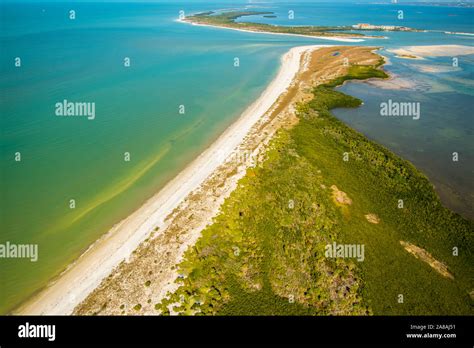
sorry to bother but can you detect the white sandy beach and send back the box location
[178,18,367,43]
[16,44,327,315]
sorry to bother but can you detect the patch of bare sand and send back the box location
[365,214,380,224]
[400,241,454,279]
[388,45,474,59]
[331,185,352,206]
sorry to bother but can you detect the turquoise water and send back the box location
[1,1,473,313]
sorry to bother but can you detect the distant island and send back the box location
[182,11,372,40]
[182,11,425,41]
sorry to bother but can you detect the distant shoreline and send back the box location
[178,18,371,43]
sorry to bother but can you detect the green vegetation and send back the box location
[322,59,388,88]
[133,304,142,311]
[156,61,474,316]
[186,11,365,38]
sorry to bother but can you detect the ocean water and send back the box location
[1,1,473,313]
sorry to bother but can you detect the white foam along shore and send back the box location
[177,18,367,43]
[15,44,328,315]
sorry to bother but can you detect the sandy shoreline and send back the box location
[178,18,368,43]
[15,44,327,315]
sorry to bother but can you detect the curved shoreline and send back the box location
[15,44,327,315]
